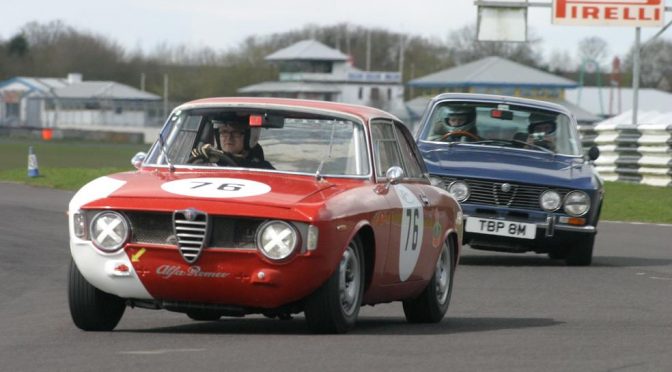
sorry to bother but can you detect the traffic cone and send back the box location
[27,146,39,177]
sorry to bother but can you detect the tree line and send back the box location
[0,20,666,103]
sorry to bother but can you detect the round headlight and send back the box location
[89,211,129,252]
[256,220,298,261]
[448,180,470,202]
[564,191,590,216]
[540,190,562,211]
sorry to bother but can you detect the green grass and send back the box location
[602,181,672,224]
[0,138,671,224]
[0,138,149,171]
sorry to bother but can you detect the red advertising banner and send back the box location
[553,0,665,27]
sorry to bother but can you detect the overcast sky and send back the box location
[2,0,672,67]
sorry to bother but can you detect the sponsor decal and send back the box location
[395,185,424,282]
[432,209,442,248]
[156,265,230,279]
[161,177,271,198]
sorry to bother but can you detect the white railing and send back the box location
[579,123,672,187]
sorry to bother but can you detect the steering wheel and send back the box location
[438,130,481,142]
[187,150,240,167]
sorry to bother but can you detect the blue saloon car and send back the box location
[416,93,603,266]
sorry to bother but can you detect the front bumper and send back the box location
[461,208,596,253]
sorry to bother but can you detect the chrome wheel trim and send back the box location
[435,244,451,305]
[339,244,361,316]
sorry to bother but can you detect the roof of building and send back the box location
[238,81,342,94]
[565,86,672,117]
[408,56,578,89]
[0,76,160,100]
[55,81,160,100]
[265,39,349,61]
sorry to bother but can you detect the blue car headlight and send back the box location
[564,191,590,216]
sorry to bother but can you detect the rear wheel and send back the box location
[304,237,365,334]
[403,240,454,323]
[565,235,595,266]
[68,259,125,331]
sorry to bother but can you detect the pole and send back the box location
[366,30,371,71]
[632,27,641,126]
[163,73,169,119]
[140,73,146,92]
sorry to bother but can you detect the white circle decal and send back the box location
[161,178,271,198]
[396,185,424,282]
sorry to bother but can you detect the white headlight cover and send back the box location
[89,211,129,252]
[257,220,298,260]
[448,181,470,202]
[540,190,562,211]
[564,191,590,216]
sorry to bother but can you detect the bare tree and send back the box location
[623,39,672,89]
[578,36,609,65]
[447,24,544,67]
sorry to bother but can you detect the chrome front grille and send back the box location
[173,209,210,264]
[439,177,571,212]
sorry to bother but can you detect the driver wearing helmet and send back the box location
[190,119,273,169]
[429,106,478,141]
[526,120,557,151]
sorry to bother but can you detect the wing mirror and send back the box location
[131,152,147,169]
[587,146,600,161]
[386,166,404,185]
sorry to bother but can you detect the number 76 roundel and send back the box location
[395,185,424,282]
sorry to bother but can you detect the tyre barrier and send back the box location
[579,123,672,187]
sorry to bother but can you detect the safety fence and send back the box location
[579,123,672,187]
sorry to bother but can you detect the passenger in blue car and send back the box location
[429,107,480,142]
[526,120,557,151]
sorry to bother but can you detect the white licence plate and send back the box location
[465,217,537,239]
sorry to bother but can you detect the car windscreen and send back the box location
[419,101,582,156]
[144,109,370,176]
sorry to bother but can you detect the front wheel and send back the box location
[565,235,595,266]
[403,240,454,323]
[68,259,126,331]
[304,237,365,334]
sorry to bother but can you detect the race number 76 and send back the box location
[402,207,421,251]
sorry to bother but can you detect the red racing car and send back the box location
[67,97,463,333]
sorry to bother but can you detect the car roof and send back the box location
[176,97,401,123]
[429,93,573,116]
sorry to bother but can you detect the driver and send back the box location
[429,107,478,141]
[191,119,273,169]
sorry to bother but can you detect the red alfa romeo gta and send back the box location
[67,97,463,333]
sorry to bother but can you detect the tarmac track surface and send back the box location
[1,182,671,372]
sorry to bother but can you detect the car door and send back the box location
[370,119,433,285]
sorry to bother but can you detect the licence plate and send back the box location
[465,217,536,239]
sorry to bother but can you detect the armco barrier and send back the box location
[580,123,672,187]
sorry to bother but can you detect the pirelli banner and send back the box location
[553,0,665,27]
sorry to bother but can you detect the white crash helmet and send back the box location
[443,107,476,132]
[213,120,261,150]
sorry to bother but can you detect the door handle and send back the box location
[419,194,430,206]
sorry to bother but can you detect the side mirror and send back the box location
[131,152,147,169]
[587,146,600,161]
[385,166,404,185]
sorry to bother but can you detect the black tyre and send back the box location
[565,234,595,266]
[68,259,126,331]
[304,237,365,334]
[403,240,454,323]
[548,247,568,260]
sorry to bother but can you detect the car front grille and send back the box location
[173,209,210,264]
[438,177,571,212]
[115,211,263,249]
